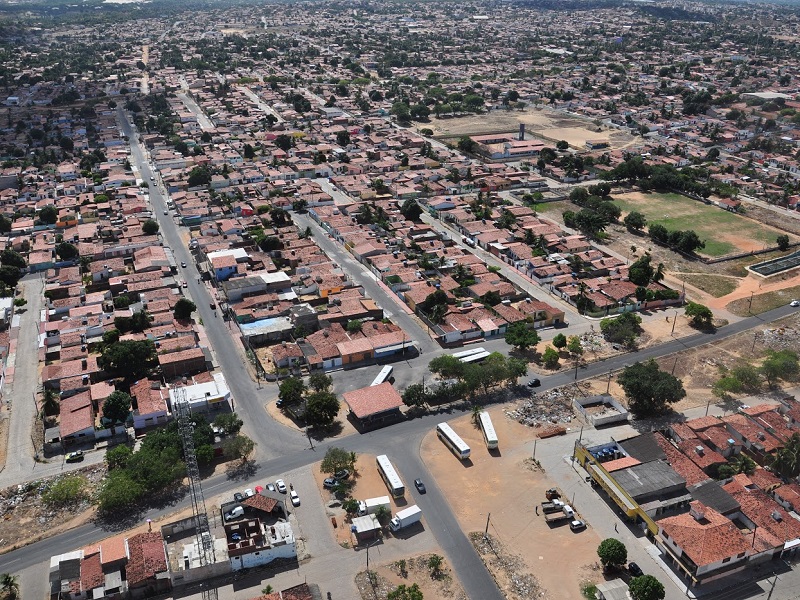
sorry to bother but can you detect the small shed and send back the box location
[350,514,381,544]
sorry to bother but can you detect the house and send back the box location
[125,532,171,595]
[658,501,751,586]
[59,391,95,447]
[130,379,170,431]
[342,382,404,428]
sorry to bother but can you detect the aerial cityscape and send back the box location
[0,0,799,599]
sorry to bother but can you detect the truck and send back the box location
[390,505,422,532]
[544,505,575,524]
[541,499,564,513]
[358,495,391,516]
[545,488,561,500]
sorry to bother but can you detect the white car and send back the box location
[275,479,287,493]
[790,300,800,307]
[244,488,254,498]
[290,490,300,506]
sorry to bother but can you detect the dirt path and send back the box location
[711,271,800,310]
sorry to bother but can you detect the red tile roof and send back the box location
[80,550,104,591]
[126,532,167,588]
[343,382,403,419]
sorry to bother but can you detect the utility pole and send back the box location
[533,439,537,459]
[671,309,677,335]
[748,291,755,315]
[766,574,778,600]
[672,355,679,376]
[705,399,711,417]
[484,512,491,540]
[606,371,612,394]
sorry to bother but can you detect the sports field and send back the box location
[613,191,792,257]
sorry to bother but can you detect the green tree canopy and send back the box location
[103,391,132,426]
[222,434,256,462]
[504,322,540,351]
[623,211,647,231]
[213,412,243,435]
[400,198,423,221]
[306,390,340,428]
[320,447,356,475]
[685,302,713,328]
[0,249,25,269]
[99,340,156,377]
[309,372,333,393]
[542,346,560,369]
[618,359,686,417]
[388,583,424,600]
[552,333,567,350]
[628,575,665,600]
[597,538,627,568]
[39,205,58,224]
[279,377,306,404]
[600,312,643,348]
[142,219,159,235]
[174,297,196,321]
[55,242,79,261]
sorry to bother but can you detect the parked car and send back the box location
[266,483,276,493]
[244,488,254,498]
[569,519,586,531]
[290,490,300,506]
[182,281,187,288]
[414,478,426,494]
[181,261,187,268]
[334,469,350,480]
[527,378,541,388]
[254,485,263,494]
[323,477,337,489]
[275,479,287,493]
[65,450,84,463]
[224,506,244,522]
[628,562,643,578]
[233,492,244,503]
[791,300,800,307]
[163,209,168,215]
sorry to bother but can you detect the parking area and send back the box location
[421,406,604,600]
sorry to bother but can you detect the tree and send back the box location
[222,434,256,462]
[428,355,465,380]
[0,216,11,234]
[142,219,159,235]
[556,140,569,151]
[542,346,560,369]
[427,554,444,578]
[618,359,686,417]
[628,575,665,600]
[98,470,145,512]
[306,391,340,428]
[55,242,79,261]
[504,322,540,351]
[552,333,567,350]
[685,302,713,329]
[597,538,627,569]
[320,447,355,475]
[103,391,131,432]
[712,375,743,399]
[106,444,133,470]
[567,335,584,356]
[772,433,800,478]
[279,377,306,404]
[623,211,647,231]
[213,412,243,435]
[0,266,21,287]
[400,199,423,221]
[777,234,790,251]
[388,584,424,600]
[648,223,669,244]
[761,350,799,388]
[628,254,655,286]
[98,339,156,377]
[309,372,333,393]
[346,319,363,333]
[0,573,20,600]
[0,249,25,269]
[457,136,478,154]
[600,312,643,348]
[173,297,196,321]
[39,205,58,224]
[187,166,211,187]
[402,383,429,408]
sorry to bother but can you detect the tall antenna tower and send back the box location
[174,387,217,600]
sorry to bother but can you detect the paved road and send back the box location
[118,109,302,462]
[176,91,214,131]
[0,274,46,487]
[238,86,284,124]
[291,211,438,355]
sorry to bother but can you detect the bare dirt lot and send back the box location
[421,108,635,150]
[421,407,602,600]
[580,312,800,414]
[356,553,466,600]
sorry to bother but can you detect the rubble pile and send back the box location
[470,533,546,600]
[505,387,576,427]
[759,326,800,351]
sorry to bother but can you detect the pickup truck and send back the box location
[541,499,564,513]
[544,505,575,524]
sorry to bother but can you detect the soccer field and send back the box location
[613,191,791,257]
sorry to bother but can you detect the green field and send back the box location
[614,192,788,257]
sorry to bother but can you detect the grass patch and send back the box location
[614,192,790,258]
[722,249,794,277]
[675,273,739,298]
[42,475,88,508]
[727,284,800,316]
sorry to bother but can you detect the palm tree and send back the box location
[652,262,665,284]
[0,573,19,600]
[42,389,60,417]
[773,434,800,478]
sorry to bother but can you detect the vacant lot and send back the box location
[614,191,792,257]
[422,407,602,600]
[538,126,614,148]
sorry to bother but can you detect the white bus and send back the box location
[452,347,489,364]
[478,411,498,450]
[370,365,394,387]
[376,454,405,497]
[436,423,471,460]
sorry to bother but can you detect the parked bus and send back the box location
[376,454,405,497]
[478,411,498,450]
[436,423,471,460]
[452,347,489,364]
[370,365,394,387]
